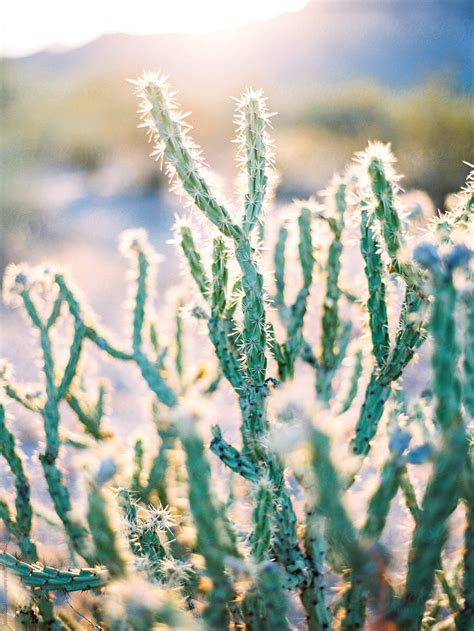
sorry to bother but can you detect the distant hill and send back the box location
[8,0,473,92]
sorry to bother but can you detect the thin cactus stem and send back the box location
[87,479,127,579]
[317,183,347,402]
[175,302,184,384]
[350,286,426,457]
[179,225,211,300]
[16,287,93,562]
[0,404,37,560]
[0,551,107,592]
[462,288,474,418]
[256,561,291,630]
[310,428,364,572]
[234,88,274,236]
[210,425,262,482]
[360,203,390,368]
[250,478,273,562]
[178,416,235,628]
[273,223,288,309]
[271,205,316,381]
[271,487,308,589]
[392,246,470,629]
[456,497,474,628]
[65,382,108,440]
[338,349,363,415]
[367,154,419,288]
[301,507,332,631]
[342,452,404,629]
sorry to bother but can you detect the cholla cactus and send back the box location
[0,71,472,631]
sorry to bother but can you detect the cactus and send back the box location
[0,72,472,630]
[388,244,472,630]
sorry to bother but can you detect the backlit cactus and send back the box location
[0,71,472,630]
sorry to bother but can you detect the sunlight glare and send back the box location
[2,0,308,56]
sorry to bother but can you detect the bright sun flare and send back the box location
[2,0,308,57]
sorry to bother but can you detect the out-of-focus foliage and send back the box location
[275,81,473,205]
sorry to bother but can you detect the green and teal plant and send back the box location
[0,71,472,630]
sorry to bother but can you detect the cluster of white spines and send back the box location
[158,557,193,588]
[351,142,402,212]
[352,141,400,186]
[119,228,157,260]
[2,263,58,307]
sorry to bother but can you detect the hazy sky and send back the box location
[2,0,308,57]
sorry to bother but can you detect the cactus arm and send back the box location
[17,288,93,561]
[175,302,184,385]
[179,225,211,300]
[56,274,133,361]
[274,207,315,381]
[456,498,474,628]
[234,237,268,387]
[360,204,390,367]
[45,294,64,329]
[272,488,308,589]
[392,248,469,629]
[56,315,85,400]
[127,238,178,407]
[338,349,363,415]
[2,381,42,413]
[138,74,240,240]
[208,317,244,392]
[310,428,365,573]
[87,480,127,579]
[0,552,107,592]
[285,207,315,378]
[399,466,421,522]
[84,325,134,360]
[210,425,262,482]
[59,266,176,407]
[342,452,404,629]
[301,507,332,631]
[462,289,474,418]
[350,371,391,456]
[0,405,37,560]
[131,248,148,355]
[142,404,177,504]
[179,419,235,628]
[360,456,403,543]
[235,89,273,236]
[210,237,228,317]
[64,381,108,440]
[381,287,427,384]
[273,223,288,308]
[318,184,347,401]
[250,479,273,562]
[180,212,246,397]
[351,286,426,457]
[256,562,291,630]
[367,155,420,288]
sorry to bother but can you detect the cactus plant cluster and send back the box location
[0,72,473,630]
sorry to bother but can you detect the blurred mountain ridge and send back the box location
[8,0,473,91]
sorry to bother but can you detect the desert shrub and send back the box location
[0,72,473,630]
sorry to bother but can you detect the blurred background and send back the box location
[1,0,473,268]
[1,0,473,308]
